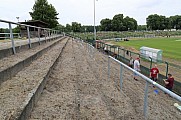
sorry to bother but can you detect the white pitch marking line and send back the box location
[175,40,181,41]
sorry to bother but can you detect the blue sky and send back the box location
[0,0,181,27]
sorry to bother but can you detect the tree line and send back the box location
[147,14,181,30]
[1,0,181,32]
[62,14,181,32]
[100,14,137,31]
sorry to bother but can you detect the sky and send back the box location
[0,0,181,27]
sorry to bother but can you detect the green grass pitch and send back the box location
[111,37,181,61]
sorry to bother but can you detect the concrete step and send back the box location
[0,36,66,85]
[0,35,63,59]
[0,37,69,120]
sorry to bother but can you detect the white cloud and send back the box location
[0,0,181,27]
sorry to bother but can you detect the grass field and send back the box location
[111,37,181,61]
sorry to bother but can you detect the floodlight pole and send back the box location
[94,0,97,43]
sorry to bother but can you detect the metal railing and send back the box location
[74,38,181,119]
[108,55,181,118]
[0,19,61,54]
[0,33,20,39]
[97,41,181,96]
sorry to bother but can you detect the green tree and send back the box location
[13,26,20,33]
[137,25,147,31]
[81,25,94,32]
[72,22,81,32]
[55,24,65,33]
[124,16,137,30]
[164,18,171,29]
[146,14,170,30]
[170,15,181,29]
[112,14,125,31]
[29,0,59,28]
[146,14,160,30]
[100,18,112,31]
[65,24,72,32]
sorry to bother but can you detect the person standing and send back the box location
[133,58,141,80]
[164,74,174,91]
[150,65,159,82]
[129,57,134,68]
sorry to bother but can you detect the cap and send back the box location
[168,73,172,76]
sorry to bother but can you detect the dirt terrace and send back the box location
[29,39,181,120]
[0,38,62,71]
[0,38,68,120]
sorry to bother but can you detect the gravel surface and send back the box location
[28,40,130,119]
[0,38,68,120]
[29,39,181,120]
[0,35,62,50]
[0,37,64,71]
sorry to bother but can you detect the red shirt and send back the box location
[166,77,174,89]
[150,68,159,78]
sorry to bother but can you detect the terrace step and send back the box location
[0,36,66,85]
[0,35,63,59]
[0,37,69,120]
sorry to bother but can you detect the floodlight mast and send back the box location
[93,0,98,43]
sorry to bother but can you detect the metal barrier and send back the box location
[0,33,20,39]
[74,38,181,119]
[0,19,61,54]
[97,41,181,96]
[108,55,181,118]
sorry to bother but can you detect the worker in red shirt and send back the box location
[164,74,174,91]
[150,65,159,82]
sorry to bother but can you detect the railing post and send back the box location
[45,29,47,42]
[8,23,16,54]
[49,30,51,40]
[86,43,88,51]
[88,43,89,52]
[108,56,110,81]
[110,45,111,55]
[143,81,149,119]
[38,28,41,45]
[165,62,169,79]
[149,57,152,70]
[120,64,123,90]
[53,30,54,39]
[118,47,120,59]
[123,49,125,58]
[27,26,31,48]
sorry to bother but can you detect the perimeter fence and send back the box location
[96,41,181,96]
[74,38,181,119]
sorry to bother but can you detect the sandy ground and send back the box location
[29,39,181,120]
[0,38,68,120]
[0,35,62,50]
[0,37,63,71]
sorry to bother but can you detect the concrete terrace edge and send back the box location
[17,38,69,120]
[0,35,63,59]
[0,36,66,85]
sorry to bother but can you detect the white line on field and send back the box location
[175,40,181,41]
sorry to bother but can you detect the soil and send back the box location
[0,38,62,71]
[29,39,181,120]
[0,35,61,50]
[0,38,68,120]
